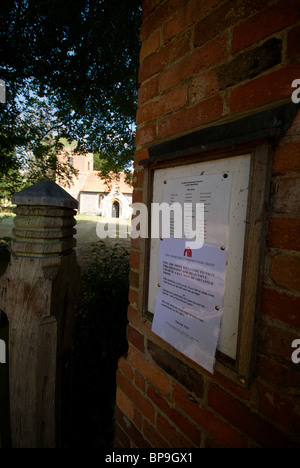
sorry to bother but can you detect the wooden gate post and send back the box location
[0,180,81,448]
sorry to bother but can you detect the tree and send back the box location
[0,0,142,186]
[0,90,78,199]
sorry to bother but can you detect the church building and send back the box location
[58,151,133,218]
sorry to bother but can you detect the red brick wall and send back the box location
[114,0,300,448]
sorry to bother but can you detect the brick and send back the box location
[133,406,142,431]
[134,370,146,392]
[141,0,162,22]
[147,384,202,446]
[217,38,282,90]
[132,189,143,205]
[138,77,159,107]
[261,325,299,361]
[118,355,134,380]
[172,382,247,448]
[256,354,300,389]
[160,35,227,92]
[140,30,160,63]
[194,0,266,48]
[116,370,156,423]
[127,304,138,324]
[113,420,130,448]
[198,411,248,448]
[158,95,223,139]
[163,0,221,44]
[267,217,300,252]
[172,381,205,421]
[131,236,140,252]
[135,123,156,147]
[275,177,300,214]
[147,384,171,414]
[228,63,300,113]
[287,24,300,59]
[130,249,140,270]
[128,287,138,308]
[204,436,222,448]
[114,406,151,448]
[128,345,170,396]
[116,387,134,419]
[232,0,300,54]
[139,45,168,84]
[147,340,205,398]
[270,254,300,291]
[194,1,231,48]
[156,412,195,448]
[165,29,192,67]
[139,31,190,83]
[136,85,188,125]
[132,168,144,189]
[208,384,298,448]
[140,0,183,41]
[259,385,300,433]
[143,418,170,448]
[134,147,149,166]
[129,270,140,289]
[127,325,145,353]
[273,141,300,175]
[286,110,300,137]
[262,287,300,328]
[213,368,252,402]
[190,70,220,104]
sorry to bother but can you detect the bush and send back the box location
[71,241,130,448]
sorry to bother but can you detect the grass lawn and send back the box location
[0,213,131,269]
[75,215,131,270]
[0,213,131,241]
[75,214,131,243]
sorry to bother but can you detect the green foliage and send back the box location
[93,151,106,171]
[0,0,142,179]
[0,169,27,200]
[72,241,130,447]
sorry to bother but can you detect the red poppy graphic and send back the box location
[184,247,192,258]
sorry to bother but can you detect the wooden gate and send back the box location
[0,310,11,448]
[0,180,80,447]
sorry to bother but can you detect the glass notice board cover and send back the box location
[148,155,251,366]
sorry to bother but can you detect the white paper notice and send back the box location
[161,172,232,246]
[151,173,232,373]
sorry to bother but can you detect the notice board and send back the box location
[148,155,251,370]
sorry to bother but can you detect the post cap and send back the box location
[12,179,78,210]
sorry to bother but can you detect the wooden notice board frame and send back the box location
[137,103,298,386]
[138,143,272,387]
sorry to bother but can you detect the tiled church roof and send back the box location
[82,171,133,194]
